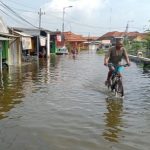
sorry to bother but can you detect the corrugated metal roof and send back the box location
[12,27,40,36]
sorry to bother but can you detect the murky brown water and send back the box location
[0,50,150,150]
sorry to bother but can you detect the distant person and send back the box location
[71,48,78,55]
[104,39,130,85]
[137,51,143,57]
[39,47,46,58]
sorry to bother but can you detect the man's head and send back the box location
[116,39,123,49]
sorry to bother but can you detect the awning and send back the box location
[0,32,18,37]
[0,37,12,41]
[14,31,32,37]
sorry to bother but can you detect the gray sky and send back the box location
[0,0,150,36]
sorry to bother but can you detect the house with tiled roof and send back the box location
[98,31,146,43]
[97,31,124,41]
[127,32,146,41]
[63,32,87,51]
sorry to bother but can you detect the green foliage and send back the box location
[144,32,150,42]
[142,32,150,58]
[125,41,146,55]
[123,32,150,58]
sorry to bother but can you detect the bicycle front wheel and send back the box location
[115,79,124,97]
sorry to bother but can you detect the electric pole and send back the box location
[38,8,45,29]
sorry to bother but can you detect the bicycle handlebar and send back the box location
[107,63,129,67]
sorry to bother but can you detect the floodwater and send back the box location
[0,50,150,150]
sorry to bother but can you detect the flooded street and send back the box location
[0,50,150,150]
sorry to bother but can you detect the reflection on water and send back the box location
[103,98,123,142]
[0,54,62,120]
[0,71,24,119]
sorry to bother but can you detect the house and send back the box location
[11,27,52,59]
[97,31,124,44]
[50,31,65,54]
[98,31,145,44]
[0,17,20,71]
[8,28,32,63]
[127,32,146,42]
[63,31,86,51]
[0,17,10,71]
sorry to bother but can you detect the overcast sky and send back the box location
[0,0,150,36]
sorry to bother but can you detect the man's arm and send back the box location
[104,48,111,65]
[123,48,130,65]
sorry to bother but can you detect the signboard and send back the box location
[22,37,32,50]
[40,36,46,46]
[57,35,62,42]
[101,40,111,44]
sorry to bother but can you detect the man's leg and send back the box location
[105,64,115,85]
[105,70,113,85]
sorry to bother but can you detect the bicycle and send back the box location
[106,63,129,98]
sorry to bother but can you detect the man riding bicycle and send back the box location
[104,38,130,85]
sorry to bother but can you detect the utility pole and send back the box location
[125,22,129,35]
[124,20,134,47]
[124,20,134,36]
[37,8,45,60]
[109,7,112,31]
[38,8,45,29]
[62,6,73,33]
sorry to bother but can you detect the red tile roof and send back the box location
[63,32,86,42]
[100,31,124,38]
[83,36,99,41]
[98,31,144,40]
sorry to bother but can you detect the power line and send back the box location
[0,0,38,28]
[0,0,144,35]
[1,0,36,10]
[0,8,30,26]
[9,7,36,13]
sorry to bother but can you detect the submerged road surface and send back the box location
[0,50,150,150]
